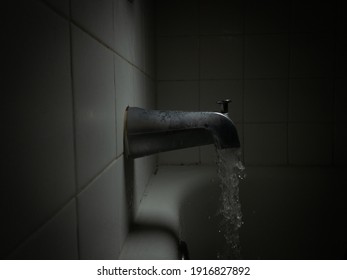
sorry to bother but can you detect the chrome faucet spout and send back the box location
[125,107,240,159]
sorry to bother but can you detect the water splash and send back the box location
[216,147,246,259]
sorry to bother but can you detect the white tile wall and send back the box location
[71,0,114,48]
[156,1,343,168]
[336,35,347,78]
[244,79,288,123]
[334,123,347,166]
[288,123,333,165]
[334,79,347,122]
[114,0,135,62]
[156,0,199,36]
[291,0,336,33]
[289,78,333,122]
[72,26,117,188]
[157,81,199,111]
[10,200,78,260]
[45,0,69,16]
[244,124,287,165]
[290,33,335,78]
[4,0,155,260]
[200,35,243,79]
[245,0,290,34]
[78,162,121,259]
[3,0,75,257]
[199,0,243,35]
[245,34,289,78]
[157,36,199,80]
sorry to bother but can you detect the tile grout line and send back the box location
[68,0,81,260]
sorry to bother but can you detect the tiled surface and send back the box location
[199,0,243,35]
[290,33,334,78]
[200,36,243,79]
[156,0,198,35]
[245,0,290,33]
[114,0,135,62]
[336,35,347,78]
[157,81,199,111]
[334,79,347,122]
[156,36,199,80]
[3,0,75,257]
[155,1,341,168]
[72,26,116,188]
[10,201,78,260]
[244,124,287,165]
[78,162,121,259]
[71,0,114,48]
[133,0,145,71]
[5,0,156,260]
[45,0,69,16]
[290,0,336,33]
[289,78,333,122]
[245,34,289,78]
[334,123,347,166]
[244,79,288,122]
[288,123,333,165]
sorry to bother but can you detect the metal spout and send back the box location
[125,107,240,159]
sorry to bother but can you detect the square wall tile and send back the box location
[288,123,333,165]
[200,35,243,79]
[336,35,347,78]
[115,157,129,249]
[156,0,198,35]
[45,0,69,16]
[334,79,347,122]
[245,34,289,78]
[72,27,116,188]
[158,147,200,165]
[133,67,147,108]
[199,0,244,35]
[291,0,336,33]
[11,200,78,260]
[133,0,145,70]
[78,161,121,259]
[157,81,199,111]
[244,124,287,165]
[144,0,155,77]
[156,36,199,80]
[3,1,75,257]
[71,0,114,48]
[115,54,134,157]
[290,33,334,78]
[334,123,347,166]
[336,0,346,34]
[244,79,288,122]
[245,0,290,34]
[134,155,156,213]
[200,80,243,122]
[114,0,135,62]
[289,78,334,122]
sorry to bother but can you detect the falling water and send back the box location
[216,147,246,259]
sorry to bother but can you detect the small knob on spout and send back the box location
[217,99,231,114]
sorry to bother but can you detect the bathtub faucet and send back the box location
[124,101,240,159]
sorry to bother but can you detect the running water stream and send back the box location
[216,147,246,259]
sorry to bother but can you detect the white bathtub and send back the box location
[120,165,347,259]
